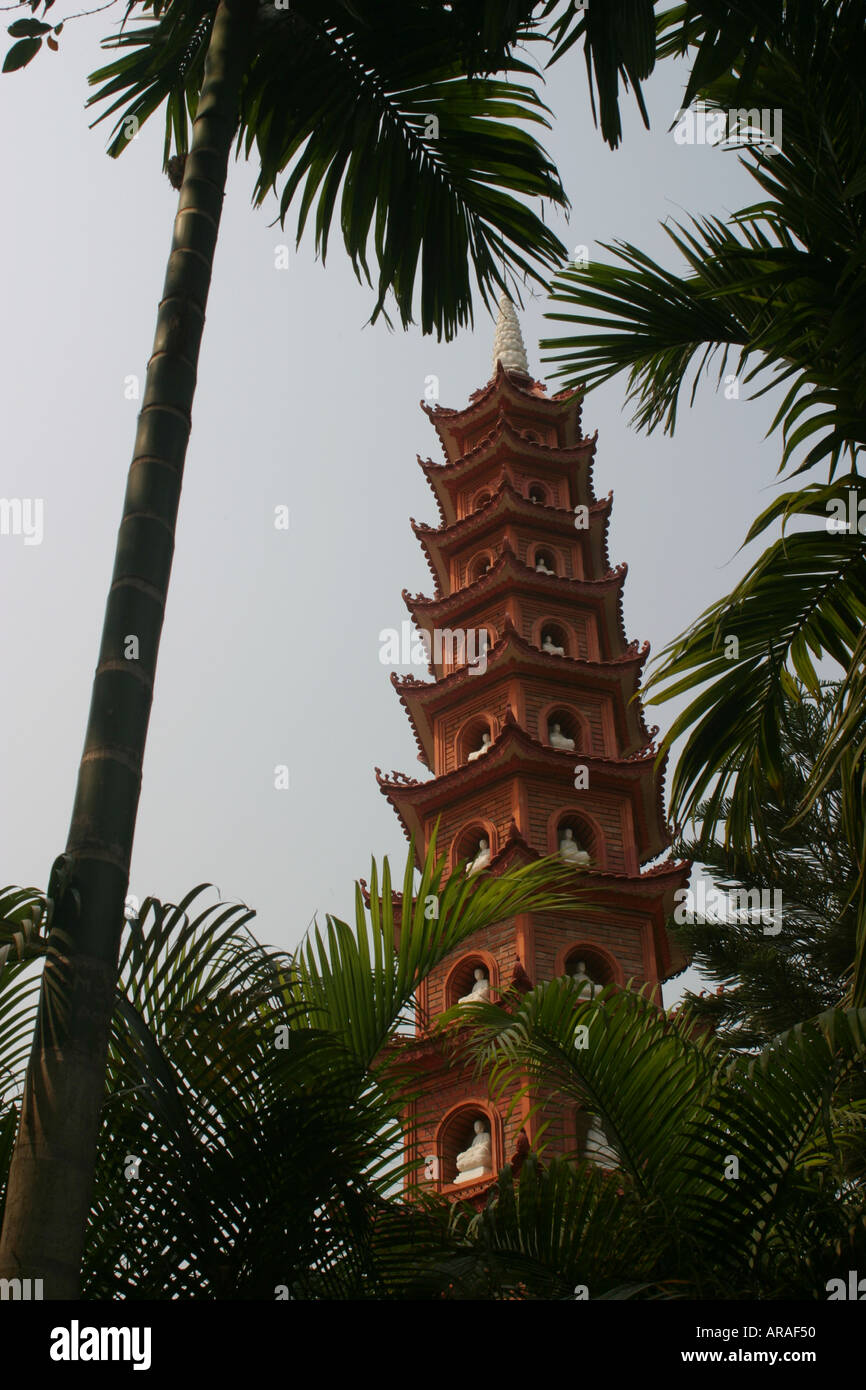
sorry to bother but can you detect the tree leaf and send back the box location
[7,20,51,38]
[2,37,41,72]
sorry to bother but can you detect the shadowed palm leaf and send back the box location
[87,0,569,338]
[459,981,866,1297]
[68,840,580,1297]
[542,2,866,474]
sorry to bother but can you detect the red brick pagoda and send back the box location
[376,296,688,1202]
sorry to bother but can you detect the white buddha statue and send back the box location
[458,967,490,1005]
[559,828,590,866]
[548,721,575,751]
[455,1120,492,1182]
[584,1113,616,1167]
[467,837,491,875]
[467,732,492,762]
[535,555,555,575]
[572,959,600,998]
[542,632,565,656]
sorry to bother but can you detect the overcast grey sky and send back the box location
[0,11,787,1002]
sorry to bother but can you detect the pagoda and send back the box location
[376,296,688,1203]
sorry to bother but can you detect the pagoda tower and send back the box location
[376,296,688,1202]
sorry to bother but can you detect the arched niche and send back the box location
[457,714,495,765]
[438,1103,498,1187]
[452,821,495,873]
[535,619,572,657]
[468,551,493,583]
[445,951,498,1009]
[533,546,558,575]
[472,489,492,513]
[557,942,621,988]
[527,481,549,505]
[549,810,603,869]
[541,703,589,754]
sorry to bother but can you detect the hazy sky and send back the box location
[0,10,787,1003]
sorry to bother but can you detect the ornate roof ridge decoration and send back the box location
[417,456,449,529]
[373,766,423,788]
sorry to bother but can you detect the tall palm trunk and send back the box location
[0,0,258,1298]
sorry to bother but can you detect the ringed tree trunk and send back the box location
[0,0,258,1298]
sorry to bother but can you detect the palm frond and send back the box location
[86,1,568,340]
[644,487,866,854]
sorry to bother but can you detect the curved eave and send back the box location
[377,722,673,862]
[391,623,653,766]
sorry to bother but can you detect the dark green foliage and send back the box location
[453,981,866,1298]
[672,683,860,1051]
[1,841,583,1298]
[86,1,570,340]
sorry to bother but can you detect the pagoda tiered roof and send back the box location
[403,542,631,675]
[391,619,654,768]
[375,713,674,865]
[410,480,613,597]
[421,358,584,467]
[418,415,596,527]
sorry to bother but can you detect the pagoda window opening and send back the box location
[540,622,570,657]
[527,482,548,505]
[459,715,494,765]
[439,1106,496,1186]
[555,815,593,868]
[545,708,582,752]
[446,954,495,1009]
[454,822,494,874]
[472,489,492,513]
[563,947,612,992]
[534,547,557,576]
[468,552,493,582]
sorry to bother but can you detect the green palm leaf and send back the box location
[542,1,866,476]
[645,484,866,855]
[87,1,569,339]
[462,977,866,1296]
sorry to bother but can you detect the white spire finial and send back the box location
[492,292,529,375]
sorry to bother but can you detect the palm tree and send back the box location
[0,0,578,1297]
[1,840,580,1297]
[538,0,866,989]
[444,979,866,1298]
